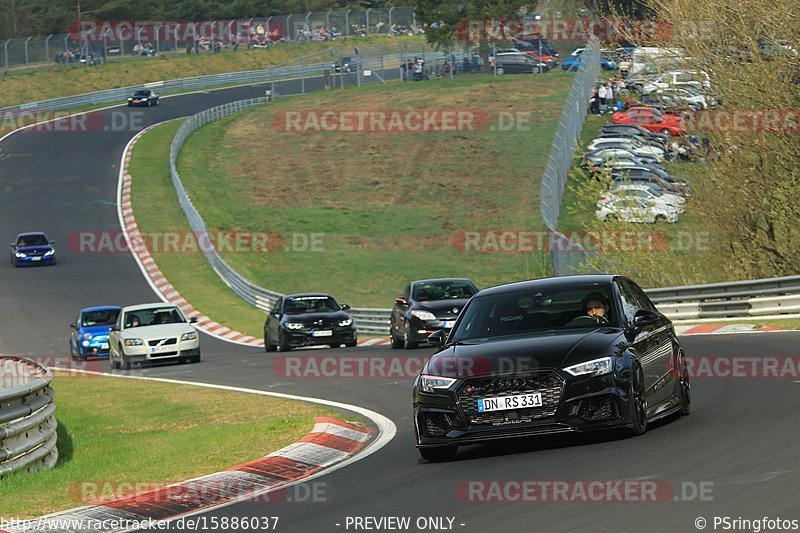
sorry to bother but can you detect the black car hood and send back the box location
[283,311,351,324]
[424,328,625,378]
[413,299,470,315]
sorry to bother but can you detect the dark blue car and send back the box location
[10,232,56,266]
[69,306,122,358]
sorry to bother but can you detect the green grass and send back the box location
[128,120,268,336]
[172,72,574,309]
[0,35,424,108]
[0,374,335,518]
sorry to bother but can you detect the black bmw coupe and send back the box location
[413,275,691,462]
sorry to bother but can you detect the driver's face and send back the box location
[585,300,607,318]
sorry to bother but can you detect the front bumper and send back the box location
[414,370,631,448]
[14,255,55,266]
[123,339,200,360]
[407,317,457,343]
[283,327,356,348]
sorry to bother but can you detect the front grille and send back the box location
[457,372,564,426]
[150,351,178,358]
[419,412,462,437]
[578,395,616,420]
[148,338,177,347]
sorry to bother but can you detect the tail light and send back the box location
[600,195,607,200]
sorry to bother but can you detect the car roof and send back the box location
[477,275,618,297]
[81,305,122,313]
[285,293,335,299]
[411,278,476,285]
[120,302,180,312]
[16,231,48,238]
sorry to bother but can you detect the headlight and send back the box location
[140,98,148,101]
[123,338,144,346]
[83,333,93,340]
[285,322,304,330]
[44,250,54,256]
[411,310,437,321]
[563,357,614,377]
[338,318,353,327]
[82,340,90,347]
[15,252,25,258]
[181,332,197,341]
[128,97,133,100]
[420,375,457,393]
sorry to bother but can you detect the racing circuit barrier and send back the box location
[539,37,600,276]
[0,356,58,477]
[0,42,455,116]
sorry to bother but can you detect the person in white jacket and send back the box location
[598,84,608,113]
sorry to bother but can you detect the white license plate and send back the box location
[101,343,109,349]
[312,330,333,337]
[478,393,542,412]
[150,344,174,353]
[443,320,455,328]
[32,256,41,261]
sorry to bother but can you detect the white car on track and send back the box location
[109,303,200,369]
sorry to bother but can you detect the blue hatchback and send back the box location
[562,48,618,71]
[69,306,122,358]
[10,232,56,266]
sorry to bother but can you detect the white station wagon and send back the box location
[109,303,200,369]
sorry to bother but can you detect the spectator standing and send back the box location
[590,86,600,115]
[598,83,608,114]
[605,82,614,114]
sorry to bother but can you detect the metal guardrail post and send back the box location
[45,35,52,65]
[3,39,9,76]
[24,37,32,66]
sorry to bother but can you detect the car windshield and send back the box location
[133,91,150,96]
[124,307,184,328]
[449,286,618,343]
[82,309,120,327]
[413,281,477,301]
[17,234,48,247]
[284,296,340,314]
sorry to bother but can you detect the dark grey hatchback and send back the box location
[413,275,691,462]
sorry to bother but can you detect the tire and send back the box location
[110,353,121,369]
[403,321,416,350]
[345,340,357,348]
[532,66,541,74]
[279,333,291,352]
[676,353,691,415]
[390,326,404,349]
[121,355,131,371]
[419,446,458,462]
[628,363,647,436]
[69,340,78,359]
[189,353,201,364]
[654,214,667,223]
[264,332,277,352]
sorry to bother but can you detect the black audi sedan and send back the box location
[413,275,690,462]
[264,293,356,351]
[390,278,479,349]
[127,89,159,107]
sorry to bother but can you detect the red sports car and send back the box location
[612,107,686,136]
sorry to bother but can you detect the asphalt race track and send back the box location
[2,74,799,532]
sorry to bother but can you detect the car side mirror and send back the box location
[270,309,280,317]
[49,240,55,245]
[9,243,15,248]
[427,329,446,348]
[189,317,198,323]
[632,309,661,329]
[110,325,119,331]
[340,304,351,311]
[70,322,77,329]
[395,297,408,306]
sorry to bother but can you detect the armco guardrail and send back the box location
[0,44,450,116]
[0,356,58,477]
[645,275,800,321]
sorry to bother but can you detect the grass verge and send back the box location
[0,35,424,109]
[0,374,335,518]
[172,72,574,309]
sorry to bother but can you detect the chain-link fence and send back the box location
[1,7,418,74]
[539,38,600,276]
